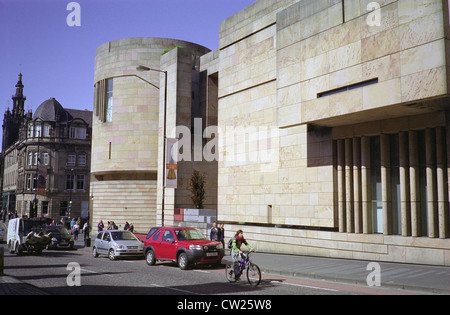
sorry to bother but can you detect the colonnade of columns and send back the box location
[336,127,449,239]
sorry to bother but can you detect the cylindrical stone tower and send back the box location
[91,37,210,233]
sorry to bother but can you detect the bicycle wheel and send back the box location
[246,263,261,286]
[225,263,236,283]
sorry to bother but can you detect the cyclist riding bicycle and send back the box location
[231,229,255,280]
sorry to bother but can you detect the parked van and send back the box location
[7,218,53,255]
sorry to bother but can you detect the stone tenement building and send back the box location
[2,74,92,220]
[92,0,450,265]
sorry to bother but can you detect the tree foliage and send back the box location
[189,170,206,209]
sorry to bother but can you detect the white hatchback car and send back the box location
[93,230,144,260]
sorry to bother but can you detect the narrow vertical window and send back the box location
[390,134,401,235]
[66,174,75,190]
[67,154,76,167]
[42,201,49,215]
[35,124,42,137]
[105,79,113,123]
[42,152,49,165]
[77,174,85,190]
[370,136,382,234]
[78,154,87,166]
[43,124,51,137]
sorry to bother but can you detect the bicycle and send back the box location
[225,251,261,286]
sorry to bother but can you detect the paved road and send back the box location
[0,243,342,296]
[1,242,424,297]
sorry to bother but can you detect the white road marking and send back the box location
[151,283,200,295]
[271,281,338,292]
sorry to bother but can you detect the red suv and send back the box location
[143,227,224,270]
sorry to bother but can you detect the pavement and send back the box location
[248,252,450,295]
[1,239,449,295]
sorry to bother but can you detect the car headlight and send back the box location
[116,244,125,250]
[52,237,58,242]
[189,245,203,250]
[216,243,223,250]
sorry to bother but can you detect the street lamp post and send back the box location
[32,129,41,218]
[136,66,168,227]
[69,168,74,219]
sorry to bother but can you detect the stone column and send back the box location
[337,139,346,233]
[399,132,411,236]
[426,128,438,238]
[436,126,449,239]
[353,137,362,233]
[345,138,354,233]
[381,134,392,235]
[409,130,421,237]
[361,136,372,234]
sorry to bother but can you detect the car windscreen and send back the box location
[47,227,70,235]
[111,231,138,241]
[23,220,47,234]
[175,229,206,241]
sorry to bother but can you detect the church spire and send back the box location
[12,73,26,117]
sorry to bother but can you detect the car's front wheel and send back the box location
[108,248,116,261]
[178,252,189,270]
[145,249,156,266]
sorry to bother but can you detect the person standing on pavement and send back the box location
[70,218,76,230]
[209,221,219,241]
[72,222,80,240]
[231,229,255,280]
[219,224,225,249]
[83,221,90,240]
[97,220,104,232]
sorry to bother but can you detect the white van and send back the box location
[7,218,52,255]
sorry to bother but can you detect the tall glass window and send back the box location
[105,79,113,123]
[43,124,51,137]
[418,131,428,236]
[77,175,85,190]
[67,154,76,167]
[35,124,42,137]
[42,152,49,165]
[370,136,382,234]
[66,174,75,190]
[390,134,401,235]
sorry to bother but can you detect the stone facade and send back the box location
[204,0,450,266]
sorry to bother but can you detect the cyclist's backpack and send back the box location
[227,237,235,249]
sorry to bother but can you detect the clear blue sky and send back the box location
[0,0,256,119]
